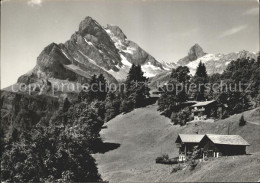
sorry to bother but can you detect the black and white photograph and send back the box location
[1,0,260,182]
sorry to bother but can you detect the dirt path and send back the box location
[247,121,260,125]
[92,104,179,182]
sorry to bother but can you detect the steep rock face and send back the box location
[2,16,167,135]
[16,16,166,87]
[177,44,206,66]
[104,25,165,78]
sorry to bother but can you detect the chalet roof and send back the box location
[191,100,216,107]
[205,134,250,146]
[175,134,204,143]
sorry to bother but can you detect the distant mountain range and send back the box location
[150,44,257,87]
[1,16,258,140]
[4,16,257,92]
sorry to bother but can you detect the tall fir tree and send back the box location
[124,64,149,109]
[193,61,208,101]
[195,61,207,78]
[239,115,246,126]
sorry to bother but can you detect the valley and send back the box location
[1,15,259,183]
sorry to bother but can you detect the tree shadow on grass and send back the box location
[140,97,158,107]
[94,142,121,154]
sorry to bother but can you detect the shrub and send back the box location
[171,164,182,173]
[170,107,191,126]
[156,154,169,163]
[189,160,198,171]
[156,154,178,164]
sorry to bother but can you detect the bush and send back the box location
[156,154,178,164]
[171,164,182,173]
[189,160,198,171]
[120,99,135,113]
[171,107,191,126]
[156,154,169,163]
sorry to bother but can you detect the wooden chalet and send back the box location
[199,134,250,158]
[191,100,217,120]
[175,134,204,161]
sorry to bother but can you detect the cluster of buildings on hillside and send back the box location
[175,134,250,162]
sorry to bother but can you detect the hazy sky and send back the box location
[1,0,259,88]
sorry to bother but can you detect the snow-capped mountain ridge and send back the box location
[16,16,166,88]
[186,50,257,75]
[174,44,257,75]
[103,24,166,79]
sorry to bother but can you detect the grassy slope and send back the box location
[93,104,260,182]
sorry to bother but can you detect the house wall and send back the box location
[201,138,247,157]
[217,145,246,155]
[201,140,221,157]
[179,143,199,153]
[192,102,218,120]
[178,143,199,161]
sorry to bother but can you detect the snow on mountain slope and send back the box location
[187,51,257,75]
[141,62,165,77]
[107,54,131,81]
[104,24,166,80]
[187,53,220,75]
[175,44,257,75]
[149,48,257,88]
[160,61,177,71]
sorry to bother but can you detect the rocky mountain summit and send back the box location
[1,16,168,133]
[149,45,257,87]
[17,16,166,88]
[177,44,206,66]
[175,44,256,75]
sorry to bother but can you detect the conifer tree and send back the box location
[63,98,71,112]
[193,61,208,101]
[195,61,207,78]
[239,115,246,126]
[124,64,149,109]
[97,74,107,101]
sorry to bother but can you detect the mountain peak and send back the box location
[42,42,59,54]
[177,43,206,65]
[188,43,205,59]
[78,16,102,35]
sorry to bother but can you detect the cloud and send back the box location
[243,7,259,16]
[218,25,247,39]
[27,0,42,7]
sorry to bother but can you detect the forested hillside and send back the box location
[158,53,260,125]
[1,63,151,182]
